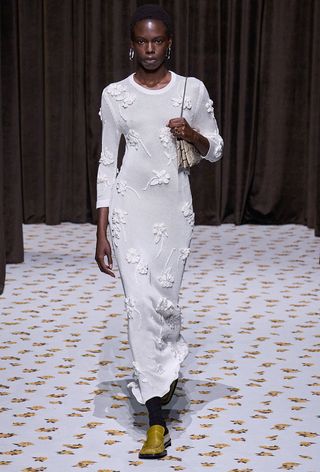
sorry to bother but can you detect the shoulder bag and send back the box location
[176,77,202,170]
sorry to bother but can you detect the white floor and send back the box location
[0,223,319,472]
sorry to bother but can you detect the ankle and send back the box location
[149,417,166,427]
[149,422,168,436]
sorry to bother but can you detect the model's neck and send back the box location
[133,66,171,89]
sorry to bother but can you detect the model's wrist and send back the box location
[97,227,107,238]
[191,129,198,145]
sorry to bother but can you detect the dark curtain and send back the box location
[1,0,319,294]
[1,1,24,294]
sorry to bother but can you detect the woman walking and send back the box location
[95,4,223,460]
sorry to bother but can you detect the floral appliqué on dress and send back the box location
[125,248,149,281]
[156,297,181,332]
[171,95,192,110]
[181,202,195,226]
[97,175,113,186]
[116,179,141,199]
[105,83,136,122]
[159,127,177,166]
[124,297,142,326]
[111,208,127,247]
[99,146,115,166]
[126,129,151,157]
[153,223,168,257]
[205,99,215,118]
[125,297,142,328]
[158,269,174,288]
[179,247,191,261]
[107,84,136,108]
[143,170,170,191]
[158,248,176,288]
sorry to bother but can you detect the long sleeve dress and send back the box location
[96,70,223,404]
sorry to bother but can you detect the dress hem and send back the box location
[127,337,189,405]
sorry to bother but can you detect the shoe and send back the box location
[161,378,178,406]
[138,424,170,459]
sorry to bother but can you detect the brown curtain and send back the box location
[1,0,319,294]
[1,0,24,294]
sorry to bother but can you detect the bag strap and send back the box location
[180,77,188,118]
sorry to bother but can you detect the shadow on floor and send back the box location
[93,376,232,441]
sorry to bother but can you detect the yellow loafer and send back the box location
[138,424,168,459]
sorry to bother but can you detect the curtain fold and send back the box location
[190,0,266,225]
[0,39,4,294]
[1,0,319,293]
[309,0,320,236]
[246,0,318,227]
[1,0,24,295]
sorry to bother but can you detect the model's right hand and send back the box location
[95,235,115,278]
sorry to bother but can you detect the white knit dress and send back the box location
[96,71,223,404]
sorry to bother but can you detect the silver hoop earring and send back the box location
[129,48,135,61]
[166,46,171,60]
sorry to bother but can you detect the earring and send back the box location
[129,47,135,61]
[166,46,171,60]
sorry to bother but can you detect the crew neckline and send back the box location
[129,71,176,94]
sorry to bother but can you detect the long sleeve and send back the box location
[193,81,223,163]
[96,89,122,209]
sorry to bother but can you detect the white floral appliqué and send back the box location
[107,83,127,98]
[205,99,215,117]
[171,95,192,110]
[159,127,177,166]
[179,247,191,261]
[99,146,115,166]
[122,94,136,108]
[96,175,113,186]
[153,223,168,257]
[126,248,141,264]
[158,248,176,288]
[107,84,136,109]
[153,223,168,244]
[111,208,127,247]
[181,202,194,226]
[116,179,140,199]
[126,129,151,157]
[159,126,173,147]
[158,269,174,288]
[125,248,148,281]
[124,297,142,327]
[126,129,140,149]
[143,170,170,191]
[156,297,175,317]
[137,262,148,275]
[156,297,181,331]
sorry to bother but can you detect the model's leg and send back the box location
[138,396,171,459]
[146,396,168,432]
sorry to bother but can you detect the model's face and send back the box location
[131,19,172,70]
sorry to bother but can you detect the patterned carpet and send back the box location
[0,223,319,472]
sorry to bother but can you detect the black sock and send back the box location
[145,396,168,435]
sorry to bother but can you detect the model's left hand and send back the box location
[167,118,195,143]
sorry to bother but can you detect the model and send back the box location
[95,3,223,460]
